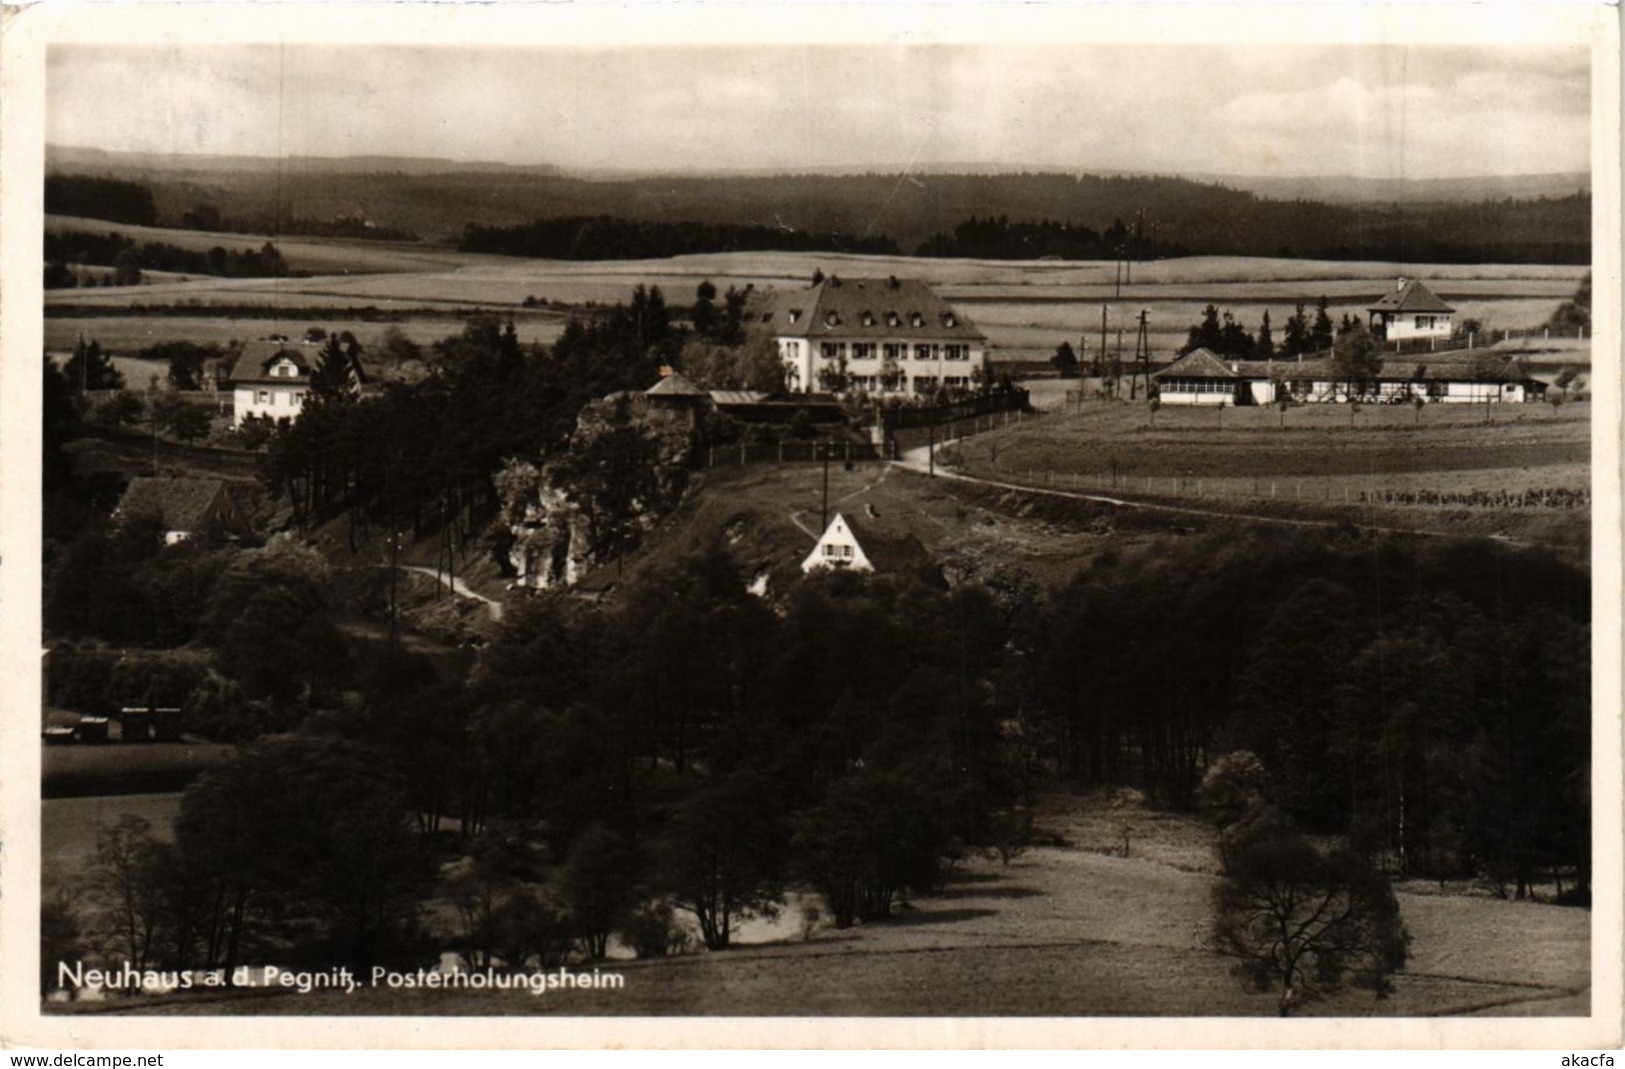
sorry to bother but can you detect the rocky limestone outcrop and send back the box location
[497,392,700,590]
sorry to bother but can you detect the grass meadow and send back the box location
[50,791,1588,1017]
[935,400,1589,546]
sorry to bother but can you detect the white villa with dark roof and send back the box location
[1368,278,1455,342]
[759,276,987,396]
[227,339,320,427]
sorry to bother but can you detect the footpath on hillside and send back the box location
[401,564,504,621]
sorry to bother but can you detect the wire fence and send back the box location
[703,409,1038,468]
[984,467,1589,510]
[703,441,891,468]
[1384,326,1587,356]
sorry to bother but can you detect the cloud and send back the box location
[46,43,1590,178]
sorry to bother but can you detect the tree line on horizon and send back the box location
[46,171,1591,264]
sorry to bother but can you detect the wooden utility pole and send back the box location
[1100,305,1108,375]
[1129,308,1152,401]
[821,442,831,530]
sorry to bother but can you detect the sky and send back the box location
[46,43,1590,179]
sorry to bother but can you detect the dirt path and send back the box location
[895,439,1533,544]
[401,565,504,622]
[789,467,895,539]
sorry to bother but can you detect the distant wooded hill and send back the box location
[43,158,1591,264]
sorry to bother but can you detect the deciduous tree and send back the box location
[1214,826,1409,1015]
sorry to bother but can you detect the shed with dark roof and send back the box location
[115,476,243,544]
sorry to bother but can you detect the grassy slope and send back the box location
[938,402,1591,546]
[592,459,1121,598]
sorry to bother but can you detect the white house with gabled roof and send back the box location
[802,512,872,573]
[227,339,319,427]
[1368,278,1455,342]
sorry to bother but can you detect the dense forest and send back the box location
[460,216,900,259]
[45,168,1590,263]
[45,175,158,226]
[43,230,291,288]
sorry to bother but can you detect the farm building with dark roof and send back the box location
[115,476,245,544]
[1156,350,1544,406]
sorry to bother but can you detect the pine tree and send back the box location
[1282,303,1310,358]
[1310,297,1335,353]
[1255,310,1275,359]
[692,280,718,339]
[63,337,124,392]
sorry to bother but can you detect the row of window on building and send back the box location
[843,373,973,393]
[254,388,306,406]
[814,342,974,362]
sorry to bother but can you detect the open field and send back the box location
[47,315,566,356]
[47,215,497,275]
[43,743,235,800]
[41,793,183,900]
[46,227,1586,364]
[934,401,1589,546]
[51,791,1588,1017]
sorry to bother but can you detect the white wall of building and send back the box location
[232,384,308,427]
[801,515,873,573]
[779,336,985,395]
[1373,311,1454,341]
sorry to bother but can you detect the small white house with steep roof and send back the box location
[802,512,872,573]
[1368,278,1455,342]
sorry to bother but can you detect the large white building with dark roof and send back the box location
[758,276,987,396]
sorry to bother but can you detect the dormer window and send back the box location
[943,314,958,328]
[861,312,875,327]
[910,313,925,328]
[825,311,841,327]
[886,312,901,328]
[789,309,802,324]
